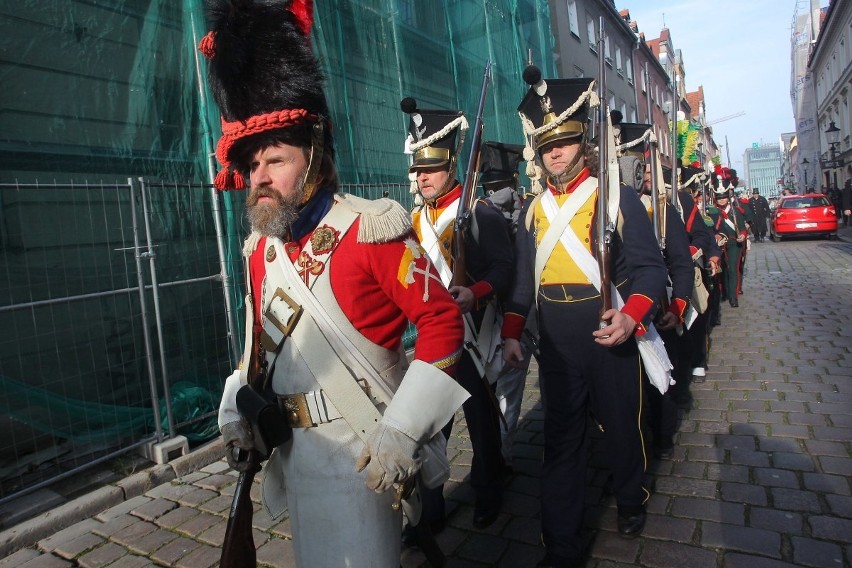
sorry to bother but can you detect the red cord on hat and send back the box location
[288,0,314,37]
[213,108,317,190]
[198,31,216,59]
[214,169,246,191]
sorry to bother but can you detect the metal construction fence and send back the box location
[0,178,414,505]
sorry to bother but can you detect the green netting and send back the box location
[312,0,556,183]
[1,0,554,183]
[0,0,555,498]
[0,375,218,445]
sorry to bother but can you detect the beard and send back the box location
[245,176,307,238]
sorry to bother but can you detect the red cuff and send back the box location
[501,312,527,340]
[621,294,654,330]
[668,297,688,323]
[468,280,493,301]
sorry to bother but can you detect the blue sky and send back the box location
[615,0,824,170]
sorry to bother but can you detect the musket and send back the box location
[220,346,291,567]
[669,54,680,212]
[596,18,613,330]
[644,62,665,250]
[220,450,262,568]
[393,479,446,567]
[451,60,492,287]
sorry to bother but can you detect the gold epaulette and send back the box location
[335,193,412,243]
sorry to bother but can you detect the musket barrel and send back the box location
[451,60,492,287]
[596,17,612,328]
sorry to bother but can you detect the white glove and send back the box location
[221,419,254,472]
[355,422,420,493]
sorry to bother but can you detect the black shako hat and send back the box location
[616,122,652,158]
[400,97,467,173]
[679,165,705,189]
[711,173,731,198]
[201,0,332,190]
[479,141,525,185]
[517,65,595,151]
[663,164,703,187]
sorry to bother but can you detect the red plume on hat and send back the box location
[200,0,331,190]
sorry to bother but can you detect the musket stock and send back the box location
[220,450,262,568]
[451,60,492,288]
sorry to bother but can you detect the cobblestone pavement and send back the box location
[1,232,850,567]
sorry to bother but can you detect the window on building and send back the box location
[609,94,615,114]
[640,68,646,92]
[620,102,627,119]
[629,108,636,122]
[626,59,633,84]
[587,16,596,50]
[567,1,579,37]
[616,47,623,75]
[573,65,584,78]
[604,35,612,64]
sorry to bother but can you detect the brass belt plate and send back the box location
[278,393,316,428]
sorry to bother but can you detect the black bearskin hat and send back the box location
[200,0,332,189]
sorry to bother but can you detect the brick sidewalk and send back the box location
[1,234,850,567]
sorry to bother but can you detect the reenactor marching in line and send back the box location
[707,168,750,308]
[208,1,470,566]
[613,120,692,458]
[733,179,753,295]
[501,67,667,567]
[615,117,724,446]
[401,97,514,539]
[672,168,723,394]
[205,3,757,566]
[477,141,539,473]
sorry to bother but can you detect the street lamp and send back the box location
[826,121,842,195]
[802,158,809,194]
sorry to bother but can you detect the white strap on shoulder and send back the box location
[273,239,382,443]
[418,202,458,287]
[533,178,598,299]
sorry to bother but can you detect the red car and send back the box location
[770,194,838,241]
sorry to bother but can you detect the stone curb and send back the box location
[0,438,224,558]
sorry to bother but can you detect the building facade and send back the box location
[743,143,783,198]
[626,18,675,168]
[779,132,797,191]
[549,0,638,123]
[809,0,851,192]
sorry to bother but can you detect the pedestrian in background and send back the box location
[749,188,771,242]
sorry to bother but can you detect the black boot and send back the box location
[617,509,647,538]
